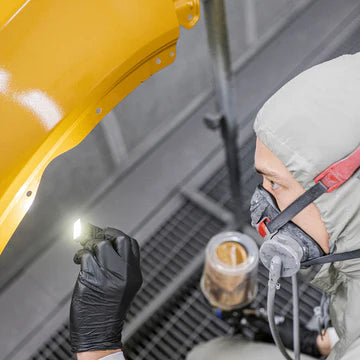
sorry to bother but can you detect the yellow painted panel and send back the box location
[0,0,200,253]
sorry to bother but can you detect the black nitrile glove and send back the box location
[70,229,143,353]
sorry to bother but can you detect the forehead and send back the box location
[254,137,290,177]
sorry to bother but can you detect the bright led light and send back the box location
[73,219,82,240]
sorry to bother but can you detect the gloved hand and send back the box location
[238,312,321,358]
[70,228,143,353]
[221,308,321,358]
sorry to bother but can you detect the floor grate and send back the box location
[124,271,231,360]
[124,264,322,360]
[127,200,225,321]
[30,324,72,360]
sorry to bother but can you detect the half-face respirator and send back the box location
[250,185,325,277]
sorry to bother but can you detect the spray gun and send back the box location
[250,146,360,360]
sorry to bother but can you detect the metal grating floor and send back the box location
[30,324,72,360]
[124,271,232,360]
[127,201,225,322]
[124,266,322,360]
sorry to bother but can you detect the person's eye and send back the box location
[270,180,280,191]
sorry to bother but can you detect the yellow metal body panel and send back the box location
[0,0,200,253]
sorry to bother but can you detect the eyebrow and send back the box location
[254,166,281,180]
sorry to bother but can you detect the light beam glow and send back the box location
[73,219,82,240]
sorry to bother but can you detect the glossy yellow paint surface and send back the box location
[0,0,200,253]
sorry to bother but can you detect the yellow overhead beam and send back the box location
[0,0,200,253]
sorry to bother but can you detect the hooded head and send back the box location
[254,53,360,293]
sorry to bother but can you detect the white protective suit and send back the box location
[188,53,360,359]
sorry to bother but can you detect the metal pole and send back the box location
[203,0,243,228]
[244,0,258,45]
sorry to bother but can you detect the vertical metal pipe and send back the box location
[203,0,243,228]
[244,0,258,45]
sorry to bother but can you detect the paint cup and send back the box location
[201,231,259,310]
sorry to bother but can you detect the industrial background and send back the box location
[1,0,360,359]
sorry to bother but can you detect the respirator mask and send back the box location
[250,185,325,277]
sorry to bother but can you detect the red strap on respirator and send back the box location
[315,146,360,192]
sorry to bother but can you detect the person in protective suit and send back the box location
[188,53,360,359]
[69,53,360,360]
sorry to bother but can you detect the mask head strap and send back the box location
[314,145,360,192]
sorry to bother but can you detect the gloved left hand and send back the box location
[70,229,143,353]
